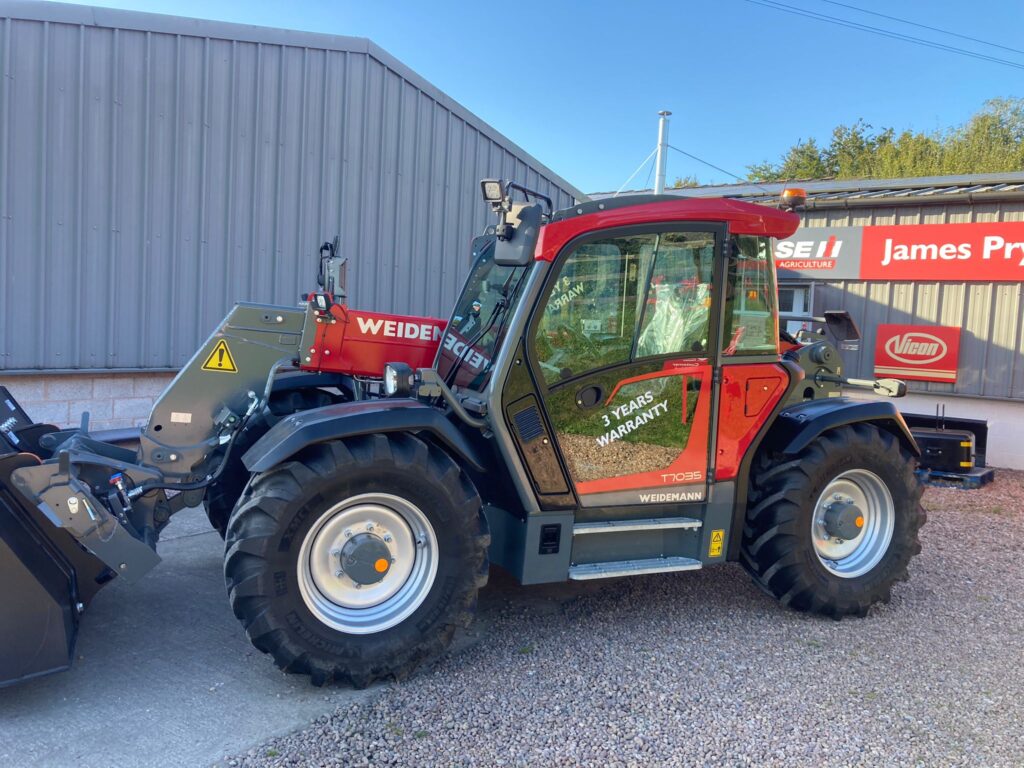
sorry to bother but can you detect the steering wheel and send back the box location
[553,323,598,354]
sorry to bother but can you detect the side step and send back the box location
[568,556,702,581]
[573,516,702,535]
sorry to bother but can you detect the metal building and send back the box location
[598,172,1024,469]
[0,1,581,375]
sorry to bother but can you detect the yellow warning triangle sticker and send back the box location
[201,339,238,373]
[709,529,725,558]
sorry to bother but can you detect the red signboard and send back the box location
[776,221,1024,282]
[860,222,1024,282]
[873,324,961,382]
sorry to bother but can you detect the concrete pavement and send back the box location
[0,508,381,768]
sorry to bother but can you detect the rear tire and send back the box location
[223,433,489,687]
[204,388,339,537]
[741,423,925,618]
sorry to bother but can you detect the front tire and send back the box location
[741,423,925,618]
[224,433,488,687]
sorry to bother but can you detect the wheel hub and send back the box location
[811,469,895,579]
[822,499,865,541]
[297,494,438,634]
[340,533,392,585]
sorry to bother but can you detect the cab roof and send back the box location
[537,195,800,262]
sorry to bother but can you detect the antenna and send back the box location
[654,110,671,194]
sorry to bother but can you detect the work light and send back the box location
[480,179,504,203]
[383,362,414,397]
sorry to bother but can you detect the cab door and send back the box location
[526,224,725,511]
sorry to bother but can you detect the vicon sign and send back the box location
[874,324,960,382]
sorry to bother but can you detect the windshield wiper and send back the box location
[443,267,523,389]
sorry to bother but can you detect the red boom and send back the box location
[300,302,446,377]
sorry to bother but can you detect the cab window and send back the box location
[533,230,718,385]
[722,235,778,355]
[533,234,657,385]
[636,231,715,358]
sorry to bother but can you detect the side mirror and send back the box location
[824,310,860,341]
[874,378,907,398]
[493,203,542,267]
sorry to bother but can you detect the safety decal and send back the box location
[708,529,724,558]
[201,340,238,373]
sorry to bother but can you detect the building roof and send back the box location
[591,172,1024,209]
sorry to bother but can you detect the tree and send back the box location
[671,175,701,188]
[747,98,1024,181]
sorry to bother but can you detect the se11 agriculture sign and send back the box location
[776,221,1024,281]
[873,324,961,383]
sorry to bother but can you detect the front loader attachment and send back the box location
[0,453,99,687]
[0,302,310,687]
[0,392,148,688]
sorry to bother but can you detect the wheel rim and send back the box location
[811,469,895,579]
[297,493,438,634]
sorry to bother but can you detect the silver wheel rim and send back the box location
[297,493,438,635]
[811,469,895,579]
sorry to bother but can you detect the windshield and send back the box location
[435,235,531,392]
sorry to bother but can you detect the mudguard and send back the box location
[243,399,488,474]
[763,397,920,457]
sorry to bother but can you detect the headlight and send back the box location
[383,362,414,397]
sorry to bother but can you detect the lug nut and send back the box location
[383,534,393,543]
[366,523,375,532]
[335,568,344,578]
[344,529,352,538]
[330,548,342,557]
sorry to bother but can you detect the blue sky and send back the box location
[65,0,1023,193]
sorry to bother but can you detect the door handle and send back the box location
[575,385,603,409]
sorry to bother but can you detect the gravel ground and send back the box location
[226,471,1024,767]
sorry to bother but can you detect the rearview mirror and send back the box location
[493,203,542,267]
[824,310,860,341]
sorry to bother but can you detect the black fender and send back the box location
[242,398,488,474]
[761,397,921,458]
[269,369,357,401]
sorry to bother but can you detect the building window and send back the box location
[778,283,813,336]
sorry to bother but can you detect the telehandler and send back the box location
[0,182,923,688]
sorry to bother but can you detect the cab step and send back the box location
[572,516,702,535]
[568,556,702,581]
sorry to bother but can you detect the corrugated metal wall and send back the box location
[799,201,1024,400]
[0,3,580,372]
